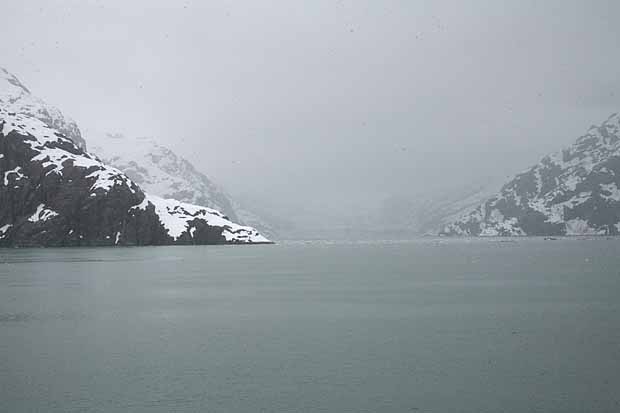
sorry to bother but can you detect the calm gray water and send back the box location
[1,238,619,413]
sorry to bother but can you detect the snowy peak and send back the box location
[0,66,86,150]
[442,113,620,236]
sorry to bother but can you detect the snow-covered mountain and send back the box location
[87,132,276,237]
[0,109,269,246]
[0,67,87,150]
[441,113,620,236]
[0,68,270,246]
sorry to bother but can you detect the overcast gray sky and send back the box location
[2,0,620,225]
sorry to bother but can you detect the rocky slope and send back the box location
[0,110,270,246]
[0,67,87,150]
[441,113,620,236]
[87,132,276,237]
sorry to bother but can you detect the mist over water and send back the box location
[2,239,619,412]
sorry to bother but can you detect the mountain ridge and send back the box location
[441,113,620,236]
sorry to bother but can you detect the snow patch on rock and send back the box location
[600,182,620,201]
[565,218,605,235]
[3,166,25,185]
[0,224,11,237]
[132,194,270,243]
[28,204,59,223]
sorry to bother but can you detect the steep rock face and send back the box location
[88,132,276,237]
[441,113,620,236]
[0,109,270,246]
[0,67,87,150]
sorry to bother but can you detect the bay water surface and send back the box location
[1,238,619,412]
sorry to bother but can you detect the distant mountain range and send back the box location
[441,113,620,236]
[0,67,270,246]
